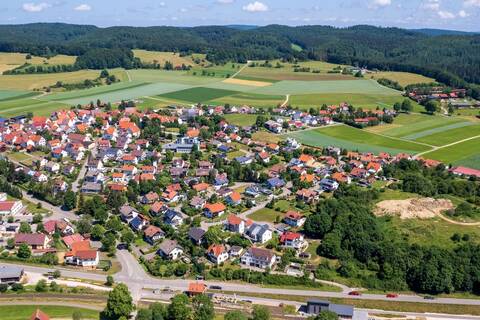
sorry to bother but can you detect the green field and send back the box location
[422,137,480,168]
[159,87,239,103]
[0,90,33,101]
[286,125,432,155]
[413,123,480,146]
[0,100,68,117]
[212,92,284,108]
[369,71,435,87]
[379,115,465,138]
[289,93,408,110]
[0,305,99,320]
[223,114,258,126]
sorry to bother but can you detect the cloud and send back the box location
[464,0,480,7]
[217,0,234,3]
[22,2,51,12]
[159,2,166,6]
[242,1,268,12]
[74,4,91,11]
[437,10,455,19]
[372,0,392,7]
[458,9,469,17]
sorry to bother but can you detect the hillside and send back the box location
[0,24,479,91]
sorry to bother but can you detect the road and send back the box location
[4,250,480,309]
[230,61,250,79]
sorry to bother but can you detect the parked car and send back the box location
[209,285,222,290]
[386,293,398,298]
[424,295,435,300]
[348,291,362,296]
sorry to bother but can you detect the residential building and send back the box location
[207,244,229,265]
[144,225,165,245]
[246,223,272,244]
[158,239,183,260]
[241,247,276,270]
[0,265,24,283]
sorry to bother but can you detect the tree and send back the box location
[103,283,134,320]
[424,100,438,114]
[35,279,48,292]
[121,230,135,247]
[251,305,270,320]
[106,275,114,286]
[192,294,214,320]
[136,309,153,320]
[53,269,61,278]
[19,222,32,233]
[150,302,167,320]
[0,283,8,293]
[168,294,191,320]
[393,102,401,112]
[63,190,77,210]
[224,310,247,320]
[401,99,413,113]
[91,225,106,240]
[17,243,31,259]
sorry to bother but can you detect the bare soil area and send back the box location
[374,198,454,219]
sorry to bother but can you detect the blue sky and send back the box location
[1,0,479,31]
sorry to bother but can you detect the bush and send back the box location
[10,283,23,291]
[0,283,8,293]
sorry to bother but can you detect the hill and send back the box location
[0,23,479,94]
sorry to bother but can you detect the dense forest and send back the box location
[0,23,479,93]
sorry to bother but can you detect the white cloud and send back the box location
[422,0,440,11]
[159,2,166,6]
[74,4,91,11]
[372,0,392,7]
[180,7,188,12]
[217,0,234,3]
[22,2,51,12]
[464,0,480,7]
[437,10,455,19]
[458,9,469,17]
[242,1,268,12]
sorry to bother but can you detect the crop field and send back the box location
[133,50,197,66]
[411,123,480,146]
[0,89,33,101]
[289,93,407,110]
[421,137,480,168]
[211,93,285,108]
[369,71,435,87]
[253,79,399,95]
[0,99,68,117]
[189,62,244,78]
[285,124,432,155]
[159,87,239,103]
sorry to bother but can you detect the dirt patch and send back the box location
[374,198,454,219]
[0,64,19,73]
[223,78,272,87]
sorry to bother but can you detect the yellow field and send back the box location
[0,69,126,90]
[0,52,76,66]
[369,71,435,87]
[133,50,196,66]
[223,78,272,87]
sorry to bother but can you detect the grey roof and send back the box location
[188,227,206,242]
[307,300,354,317]
[158,239,181,255]
[0,265,23,279]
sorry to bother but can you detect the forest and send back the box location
[0,24,479,91]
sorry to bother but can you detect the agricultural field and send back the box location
[286,124,431,155]
[133,50,197,66]
[0,52,76,73]
[211,93,285,108]
[369,71,435,87]
[0,305,99,320]
[159,87,239,103]
[412,123,480,146]
[421,137,480,168]
[289,93,409,110]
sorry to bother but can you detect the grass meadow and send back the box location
[369,71,435,87]
[223,114,259,126]
[289,93,407,110]
[412,123,480,146]
[422,137,480,168]
[0,305,99,320]
[159,87,239,103]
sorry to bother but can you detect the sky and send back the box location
[1,0,479,31]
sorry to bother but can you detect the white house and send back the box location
[207,244,229,265]
[0,201,24,216]
[158,239,184,260]
[241,247,276,270]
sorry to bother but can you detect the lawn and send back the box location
[248,207,283,223]
[421,137,480,168]
[368,71,435,87]
[412,123,480,146]
[289,93,407,110]
[0,305,99,320]
[252,131,283,144]
[286,125,431,155]
[159,87,239,103]
[223,114,258,126]
[376,189,420,202]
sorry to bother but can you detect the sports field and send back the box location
[285,124,432,155]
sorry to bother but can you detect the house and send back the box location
[320,178,339,192]
[164,209,184,229]
[214,174,229,189]
[306,300,354,319]
[283,211,306,228]
[266,177,285,190]
[158,239,183,260]
[14,233,50,249]
[162,190,180,203]
[43,220,74,236]
[188,227,206,245]
[142,192,159,204]
[0,265,24,283]
[30,309,50,320]
[280,232,307,250]
[62,234,84,248]
[0,201,24,216]
[241,247,276,270]
[120,205,139,222]
[150,201,165,216]
[45,161,60,173]
[207,244,229,265]
[450,166,480,179]
[204,202,226,218]
[81,182,102,194]
[187,282,207,296]
[257,152,271,164]
[246,223,272,244]
[226,214,245,234]
[296,189,320,204]
[129,215,150,232]
[64,240,99,269]
[229,246,244,258]
[144,225,165,245]
[226,191,242,206]
[190,196,206,209]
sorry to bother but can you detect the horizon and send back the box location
[1,0,480,32]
